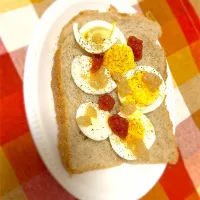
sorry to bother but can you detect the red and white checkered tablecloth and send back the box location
[0,0,200,199]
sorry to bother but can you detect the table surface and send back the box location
[0,0,200,199]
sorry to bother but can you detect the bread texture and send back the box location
[51,7,178,174]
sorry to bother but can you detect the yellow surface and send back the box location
[141,183,168,200]
[0,187,27,200]
[125,72,160,107]
[127,118,145,141]
[139,0,174,25]
[167,46,199,86]
[172,77,178,88]
[198,186,200,195]
[159,19,188,56]
[103,44,135,75]
[0,0,43,13]
[186,187,200,200]
[31,0,54,17]
[192,109,200,129]
[0,148,19,197]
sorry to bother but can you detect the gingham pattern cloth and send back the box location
[0,0,200,199]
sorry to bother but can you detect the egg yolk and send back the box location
[103,44,136,75]
[84,27,111,45]
[86,105,97,119]
[127,118,145,141]
[123,118,145,151]
[124,71,160,107]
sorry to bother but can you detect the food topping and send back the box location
[76,103,112,141]
[111,72,133,97]
[111,72,126,82]
[92,33,104,44]
[127,118,145,141]
[86,105,97,118]
[84,26,111,42]
[73,21,121,54]
[77,116,92,127]
[118,104,136,116]
[72,55,116,95]
[108,114,129,139]
[72,20,162,159]
[77,104,97,127]
[118,66,166,113]
[142,72,162,92]
[90,54,104,73]
[103,44,136,75]
[109,110,155,161]
[121,71,160,107]
[89,67,109,89]
[117,78,133,98]
[127,36,143,61]
[98,94,115,111]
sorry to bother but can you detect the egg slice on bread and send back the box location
[73,20,126,54]
[71,55,116,94]
[109,110,155,160]
[76,102,112,141]
[119,66,166,113]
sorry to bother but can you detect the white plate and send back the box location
[24,0,175,199]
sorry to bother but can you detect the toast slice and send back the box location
[51,7,178,174]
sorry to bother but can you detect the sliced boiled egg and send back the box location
[71,55,116,94]
[73,20,126,54]
[76,102,112,141]
[109,110,155,160]
[118,66,166,113]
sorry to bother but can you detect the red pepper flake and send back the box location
[98,94,115,111]
[90,54,104,73]
[108,114,129,139]
[127,36,143,61]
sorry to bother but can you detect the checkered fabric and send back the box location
[0,0,199,199]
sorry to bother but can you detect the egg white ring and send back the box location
[73,20,126,54]
[76,102,112,141]
[109,110,155,160]
[80,20,127,45]
[71,55,117,95]
[118,66,166,114]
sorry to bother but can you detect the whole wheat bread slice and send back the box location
[51,7,178,174]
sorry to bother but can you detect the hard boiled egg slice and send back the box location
[73,20,126,54]
[76,102,112,141]
[109,110,155,160]
[119,66,166,113]
[71,55,116,95]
